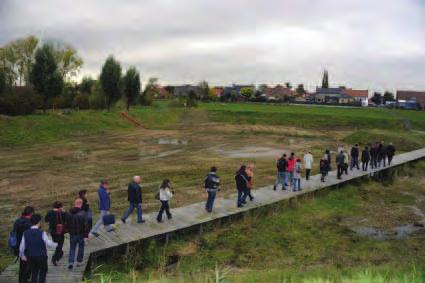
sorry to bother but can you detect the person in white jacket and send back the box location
[303,151,314,180]
[157,179,174,223]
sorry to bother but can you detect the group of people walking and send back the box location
[9,141,396,282]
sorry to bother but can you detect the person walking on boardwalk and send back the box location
[91,181,114,237]
[44,201,67,266]
[325,149,332,171]
[378,141,387,167]
[66,198,89,270]
[204,167,220,213]
[78,190,92,232]
[361,146,371,171]
[386,142,396,165]
[156,179,174,223]
[235,165,250,208]
[19,214,57,283]
[12,206,34,283]
[343,150,349,175]
[350,144,360,170]
[292,158,303,191]
[246,164,255,201]
[319,156,328,182]
[274,154,288,191]
[336,151,345,179]
[122,176,145,224]
[287,152,296,186]
[303,151,313,181]
[370,142,378,169]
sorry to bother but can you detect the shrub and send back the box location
[72,93,90,109]
[0,87,41,115]
[89,82,107,109]
[138,92,153,106]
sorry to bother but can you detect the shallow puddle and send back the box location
[158,138,188,145]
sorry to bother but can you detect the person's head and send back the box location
[100,180,109,189]
[133,176,141,184]
[160,179,171,189]
[52,201,63,209]
[296,158,301,163]
[389,142,393,145]
[74,198,83,209]
[237,165,247,174]
[210,166,217,173]
[78,189,88,199]
[282,153,287,158]
[291,152,295,157]
[365,146,369,150]
[381,140,384,144]
[355,143,358,147]
[22,206,34,217]
[30,214,42,226]
[325,149,330,154]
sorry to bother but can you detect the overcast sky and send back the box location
[1,0,424,91]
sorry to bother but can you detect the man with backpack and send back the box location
[44,201,67,266]
[274,154,288,191]
[204,166,220,213]
[19,214,57,283]
[11,206,34,283]
[66,198,89,270]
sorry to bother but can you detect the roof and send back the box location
[264,85,295,97]
[397,90,425,105]
[343,88,368,98]
[315,87,352,99]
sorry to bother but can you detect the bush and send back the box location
[72,93,90,109]
[0,87,41,115]
[89,83,107,109]
[138,92,153,106]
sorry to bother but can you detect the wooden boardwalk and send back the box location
[1,148,425,283]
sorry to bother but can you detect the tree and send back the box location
[240,87,254,100]
[29,44,63,112]
[123,67,141,111]
[295,84,306,96]
[257,84,268,94]
[99,56,122,111]
[0,68,5,94]
[79,76,94,94]
[371,92,382,105]
[53,43,83,81]
[140,77,159,106]
[321,69,329,88]
[285,82,292,89]
[383,91,395,103]
[198,81,209,100]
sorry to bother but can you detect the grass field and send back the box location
[86,161,425,282]
[1,101,425,276]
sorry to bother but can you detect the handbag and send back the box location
[55,211,66,235]
[103,214,115,226]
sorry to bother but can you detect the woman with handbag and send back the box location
[156,179,174,223]
[44,201,67,266]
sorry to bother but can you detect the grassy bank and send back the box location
[87,161,425,282]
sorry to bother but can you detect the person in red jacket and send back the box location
[287,152,296,186]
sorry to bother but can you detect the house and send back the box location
[314,87,354,104]
[157,87,171,99]
[343,88,369,106]
[173,85,201,97]
[396,90,425,109]
[211,87,224,98]
[264,85,295,101]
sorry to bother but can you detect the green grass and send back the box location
[200,103,425,130]
[87,161,425,282]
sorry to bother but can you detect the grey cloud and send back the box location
[1,0,424,90]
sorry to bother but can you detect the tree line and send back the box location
[0,35,158,115]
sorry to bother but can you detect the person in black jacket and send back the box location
[204,167,220,213]
[121,176,144,224]
[66,198,89,270]
[370,142,379,169]
[273,154,288,191]
[361,146,371,171]
[44,201,67,266]
[377,141,386,167]
[386,142,396,165]
[350,144,360,170]
[336,151,345,179]
[12,206,34,283]
[235,165,250,208]
[78,190,92,232]
[319,157,328,182]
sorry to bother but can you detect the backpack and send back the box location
[11,218,30,256]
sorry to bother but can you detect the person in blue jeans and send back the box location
[273,154,288,191]
[122,176,144,223]
[91,180,114,237]
[66,198,89,270]
[204,167,220,213]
